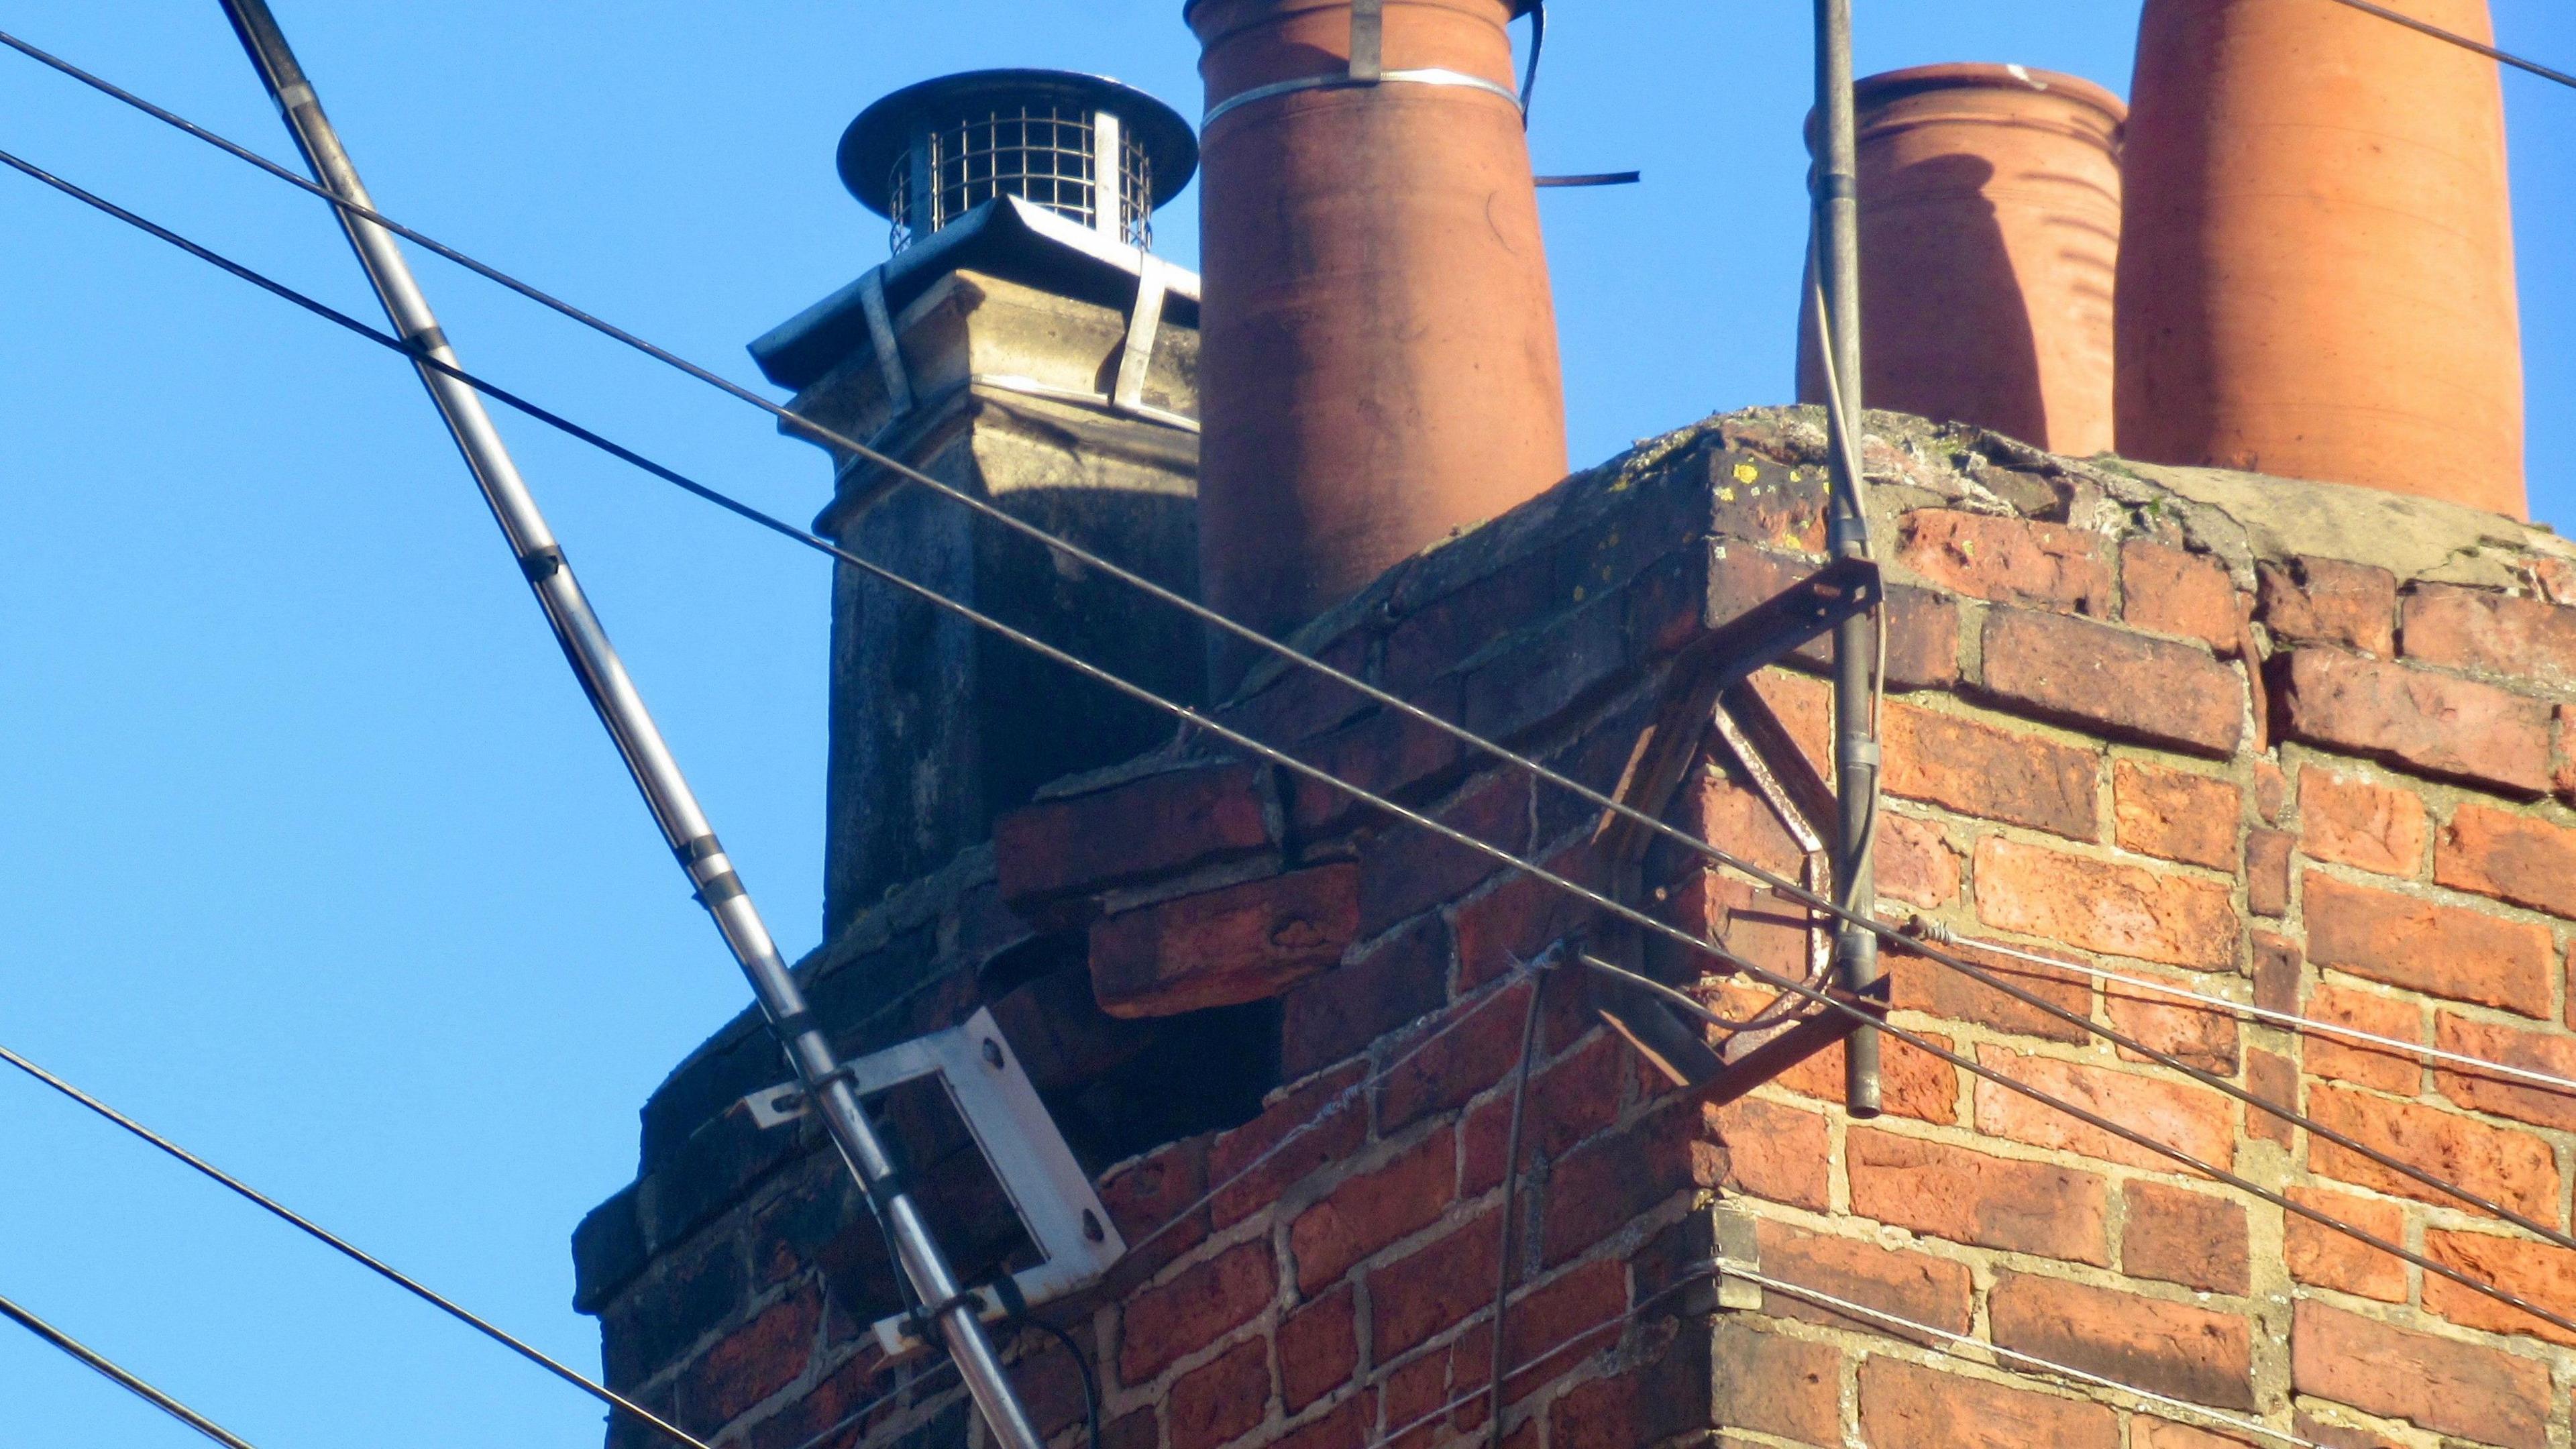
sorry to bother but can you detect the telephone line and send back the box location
[5,141,2565,1346]
[1,1290,262,1449]
[2326,0,2576,90]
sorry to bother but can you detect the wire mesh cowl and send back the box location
[888,103,1157,253]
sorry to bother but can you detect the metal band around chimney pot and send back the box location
[1201,68,1522,129]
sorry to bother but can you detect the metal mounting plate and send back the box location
[741,1007,1125,1356]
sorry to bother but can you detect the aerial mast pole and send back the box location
[208,6,1045,1446]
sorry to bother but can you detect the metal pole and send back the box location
[1812,0,1882,1116]
[209,7,1045,1446]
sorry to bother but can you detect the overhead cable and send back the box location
[0,1289,262,1449]
[2326,0,2576,90]
[6,144,2564,1344]
[12,34,2567,1231]
[0,1041,714,1449]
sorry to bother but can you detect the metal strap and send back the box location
[1111,254,1167,415]
[857,266,913,418]
[1201,67,1521,130]
[1348,0,1383,82]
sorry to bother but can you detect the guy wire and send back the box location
[1,1289,263,1449]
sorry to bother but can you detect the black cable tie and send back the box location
[986,1273,1030,1320]
[764,1008,817,1043]
[690,869,744,906]
[863,1167,912,1218]
[673,833,724,867]
[517,545,564,583]
[398,323,447,356]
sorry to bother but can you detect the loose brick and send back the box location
[1988,1271,2254,1409]
[1878,812,1962,909]
[2275,648,2553,794]
[1847,1128,2110,1264]
[2402,582,2576,690]
[1899,509,2108,614]
[2105,973,2241,1075]
[1974,837,2239,969]
[2245,828,2292,917]
[1091,865,1360,1018]
[1711,1321,1841,1445]
[1858,1354,2118,1449]
[2123,539,2243,651]
[1120,1240,1279,1386]
[2304,982,2423,1093]
[1776,1027,1957,1124]
[1289,1127,1458,1293]
[998,762,1271,908]
[2257,557,2398,657]
[1752,1218,1973,1340]
[1882,700,2098,839]
[1890,939,2092,1043]
[1982,607,2244,755]
[2436,801,2576,918]
[1167,1337,1271,1449]
[1369,1213,1500,1360]
[2292,1299,2550,1449]
[2299,767,2429,877]
[1279,917,1450,1082]
[2284,1185,2408,1302]
[2114,760,2241,869]
[1276,1285,1358,1413]
[2425,1227,2576,1347]
[2121,1181,2250,1294]
[1972,1045,2237,1172]
[1712,1096,1829,1211]
[2304,873,2553,1017]
[2308,1082,2561,1222]
[2434,1011,2576,1130]
[1207,1063,1369,1228]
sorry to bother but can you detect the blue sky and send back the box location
[1,3,2569,1446]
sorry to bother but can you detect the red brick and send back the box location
[2254,759,2288,821]
[2275,648,2553,794]
[2251,930,2301,1014]
[2308,1082,2561,1222]
[1276,1285,1357,1413]
[997,762,1271,908]
[1091,865,1358,1018]
[1272,1393,1371,1449]
[2257,557,2398,657]
[2104,973,2240,1075]
[1776,1026,1957,1123]
[1882,701,2098,839]
[1288,694,1466,841]
[1711,1096,1829,1210]
[2426,1227,2576,1348]
[1847,1128,2110,1264]
[2247,1048,2298,1147]
[2121,1181,2250,1294]
[1669,767,1806,879]
[1450,859,1594,993]
[1356,774,1531,937]
[2304,873,2554,1017]
[2437,801,2576,919]
[1119,1240,1279,1386]
[1289,1127,1458,1293]
[1493,1258,1626,1389]
[1206,1063,1369,1228]
[1376,979,1531,1134]
[1546,1338,1710,1449]
[1982,606,2245,755]
[1167,1337,1271,1449]
[2244,828,2292,917]
[2123,539,2243,651]
[2113,760,2241,869]
[677,1287,820,1431]
[1974,837,2239,969]
[2303,983,2422,1092]
[2434,1011,2576,1131]
[1711,1320,1841,1445]
[1878,813,1961,910]
[2300,767,2429,877]
[1890,939,2092,1043]
[1102,1139,1211,1281]
[2292,1299,2551,1449]
[1858,1354,2118,1449]
[2288,1411,2383,1449]
[1279,917,1449,1082]
[1707,545,1960,690]
[1752,1218,1973,1341]
[1898,509,2108,614]
[1539,1099,1728,1266]
[1460,1030,1629,1194]
[1989,1271,2254,1409]
[2135,1421,2259,1449]
[2284,1185,2408,1302]
[1972,1045,2237,1172]
[2402,582,2576,690]
[1370,1212,1500,1360]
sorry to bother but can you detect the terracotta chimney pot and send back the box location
[1799,63,2127,456]
[2116,0,2525,516]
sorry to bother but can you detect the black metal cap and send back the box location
[837,68,1199,218]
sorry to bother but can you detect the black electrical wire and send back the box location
[1006,1313,1101,1449]
[0,1039,717,1449]
[9,141,2571,1351]
[0,1289,262,1449]
[2325,0,2576,90]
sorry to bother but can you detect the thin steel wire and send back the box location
[2325,0,2576,89]
[0,1290,262,1449]
[9,142,2571,1349]
[0,1041,716,1449]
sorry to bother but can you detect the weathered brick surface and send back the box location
[2436,801,2576,919]
[1288,1127,1456,1293]
[2123,538,2243,652]
[1982,606,2245,755]
[1858,1354,2118,1449]
[2120,1181,2249,1295]
[2433,1011,2576,1130]
[2258,557,2398,657]
[2284,1185,2408,1302]
[2425,1228,2576,1348]
[2112,759,2241,869]
[1974,837,2239,970]
[1882,701,2097,840]
[1899,509,2108,614]
[2292,1299,2551,1449]
[2298,767,2428,875]
[1091,865,1359,1018]
[2307,1082,2561,1222]
[1972,1045,2237,1173]
[996,761,1272,908]
[1847,1129,2110,1264]
[1275,1285,1356,1413]
[1120,1240,1280,1385]
[1711,1321,1841,1444]
[1752,1218,1973,1340]
[2403,582,2576,691]
[1988,1271,2255,1409]
[2243,828,2292,918]
[2304,873,2555,1018]
[1169,1338,1273,1449]
[2302,982,2422,1093]
[2276,647,2553,793]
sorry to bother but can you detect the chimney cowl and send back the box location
[839,68,1199,255]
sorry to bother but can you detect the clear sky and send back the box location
[1,3,2569,1446]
